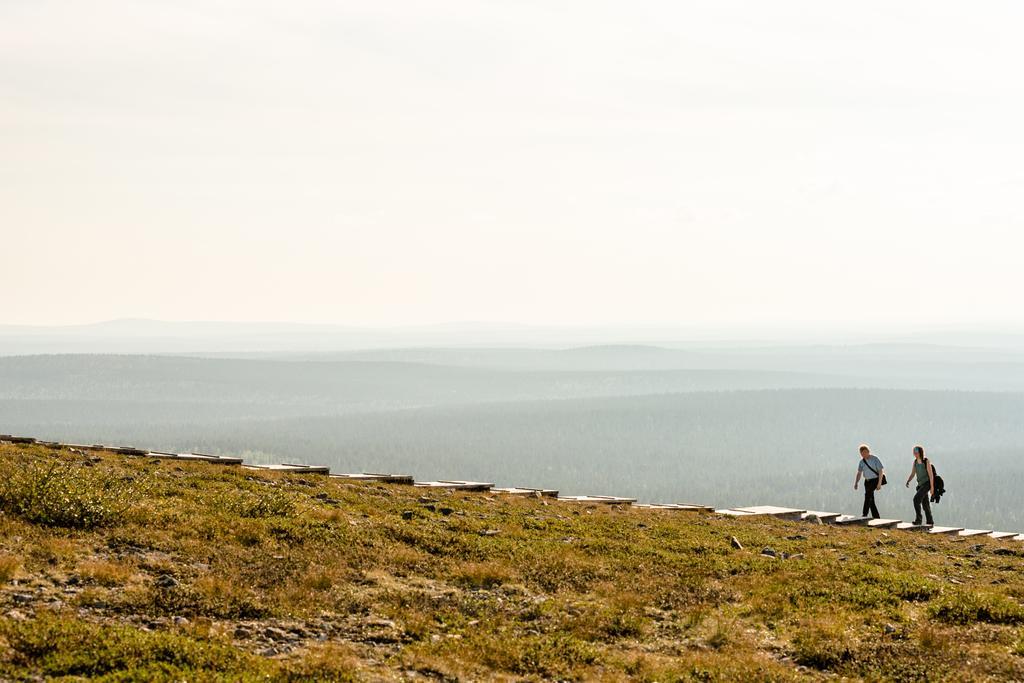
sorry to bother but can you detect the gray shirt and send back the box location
[858,455,884,480]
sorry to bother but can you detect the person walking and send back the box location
[904,444,935,526]
[854,444,885,519]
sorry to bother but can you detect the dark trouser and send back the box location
[913,483,934,525]
[862,478,880,518]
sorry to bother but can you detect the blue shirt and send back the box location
[858,455,884,480]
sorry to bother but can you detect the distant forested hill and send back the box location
[0,354,859,410]
[3,355,1022,531]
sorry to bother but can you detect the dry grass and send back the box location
[78,558,136,587]
[0,553,20,583]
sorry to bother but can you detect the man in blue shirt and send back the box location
[854,444,884,519]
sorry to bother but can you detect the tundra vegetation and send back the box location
[2,442,1024,681]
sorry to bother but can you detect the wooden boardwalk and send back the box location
[559,495,637,505]
[729,506,806,520]
[330,473,414,484]
[3,433,1022,545]
[634,503,713,512]
[493,487,559,497]
[867,518,902,529]
[414,480,494,492]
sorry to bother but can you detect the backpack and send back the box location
[928,460,946,503]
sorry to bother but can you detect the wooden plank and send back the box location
[188,452,243,464]
[415,481,493,492]
[175,453,224,462]
[559,495,636,505]
[834,515,872,526]
[109,446,148,455]
[244,464,330,474]
[734,505,806,515]
[364,472,414,483]
[989,531,1018,540]
[206,456,243,464]
[331,473,415,484]
[867,518,902,529]
[439,480,494,489]
[634,503,713,512]
[801,511,842,523]
[715,508,757,516]
[280,462,330,474]
[492,487,559,497]
[896,522,931,532]
[928,526,964,536]
[732,506,806,520]
[958,529,993,538]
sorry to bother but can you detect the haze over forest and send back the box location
[3,320,1024,532]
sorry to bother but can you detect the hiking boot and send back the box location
[912,519,922,525]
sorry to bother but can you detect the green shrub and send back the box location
[0,554,19,582]
[0,613,268,679]
[791,625,853,670]
[0,458,143,530]
[452,561,514,589]
[886,574,941,603]
[130,579,272,620]
[930,590,1024,625]
[1013,631,1024,657]
[217,489,296,518]
[601,610,647,639]
[479,633,599,678]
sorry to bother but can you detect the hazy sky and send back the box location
[2,1,1023,328]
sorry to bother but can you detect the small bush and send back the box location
[478,632,599,678]
[707,618,731,650]
[284,643,360,681]
[452,561,514,590]
[791,624,854,670]
[918,624,949,650]
[601,610,647,639]
[78,559,135,587]
[123,576,271,620]
[218,489,296,518]
[886,574,941,603]
[930,590,1024,625]
[233,521,265,547]
[302,568,334,592]
[514,634,599,676]
[1013,631,1024,657]
[0,553,20,582]
[29,537,78,566]
[0,613,266,679]
[0,459,143,529]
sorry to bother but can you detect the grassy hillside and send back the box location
[2,442,1024,681]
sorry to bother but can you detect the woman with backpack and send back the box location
[904,445,935,526]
